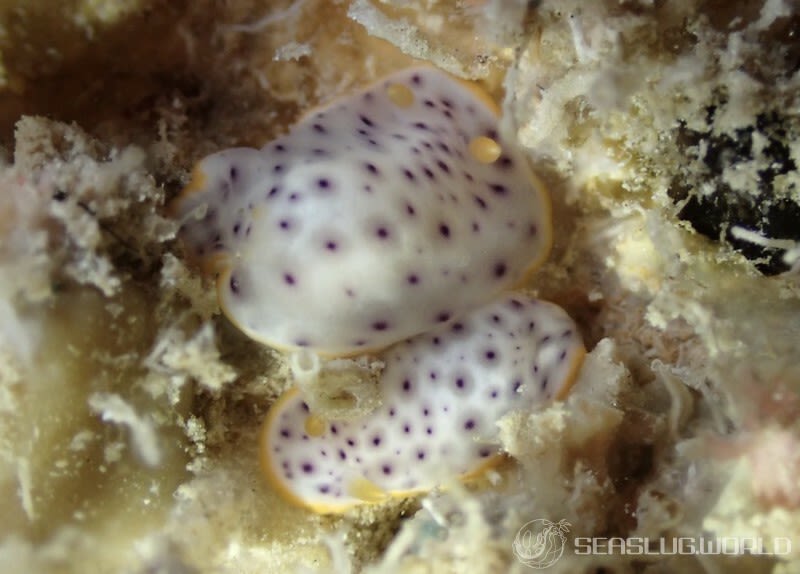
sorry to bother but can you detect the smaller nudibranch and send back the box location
[259,294,585,514]
[171,67,552,357]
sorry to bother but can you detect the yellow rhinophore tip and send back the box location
[469,135,502,164]
[304,413,327,438]
[347,477,390,503]
[386,82,415,108]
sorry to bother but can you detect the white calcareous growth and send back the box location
[260,293,585,513]
[171,67,551,356]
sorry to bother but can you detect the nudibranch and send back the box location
[171,67,552,356]
[260,294,585,513]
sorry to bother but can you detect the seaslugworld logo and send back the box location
[512,519,571,569]
[513,518,792,569]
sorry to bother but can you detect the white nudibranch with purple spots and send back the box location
[171,67,552,356]
[260,294,585,513]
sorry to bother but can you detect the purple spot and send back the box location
[474,195,488,210]
[275,144,287,152]
[295,339,310,347]
[319,485,330,494]
[440,98,453,109]
[411,74,422,85]
[513,380,522,392]
[330,425,338,435]
[489,183,508,195]
[338,449,347,460]
[455,377,465,389]
[452,322,464,332]
[559,350,567,361]
[413,122,428,130]
[407,273,419,285]
[403,424,411,434]
[541,376,549,390]
[360,115,374,127]
[417,450,426,460]
[300,402,310,412]
[490,389,498,398]
[376,226,390,239]
[372,320,389,331]
[436,311,451,323]
[426,426,433,435]
[485,349,497,361]
[317,178,331,190]
[312,148,327,156]
[229,276,240,294]
[423,166,435,180]
[267,185,280,198]
[279,219,291,230]
[301,462,314,474]
[288,192,300,202]
[382,464,392,475]
[422,407,430,416]
[436,160,450,174]
[364,162,379,175]
[229,166,238,180]
[432,337,441,346]
[273,164,284,174]
[494,262,507,278]
[325,240,338,251]
[491,314,502,323]
[528,223,538,236]
[402,379,411,392]
[403,168,416,181]
[509,298,524,309]
[347,438,356,447]
[562,329,573,338]
[280,428,291,438]
[497,155,514,169]
[438,142,451,154]
[429,371,438,380]
[439,223,451,238]
[283,273,296,285]
[313,123,326,133]
[406,202,416,216]
[389,407,396,417]
[372,435,382,446]
[424,99,435,107]
[479,447,492,458]
[464,419,476,430]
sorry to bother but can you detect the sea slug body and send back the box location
[171,67,552,356]
[260,293,585,513]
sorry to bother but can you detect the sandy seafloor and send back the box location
[1,1,799,572]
